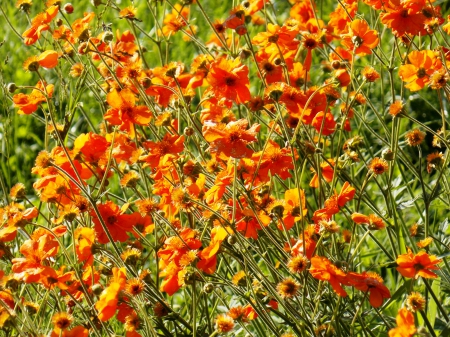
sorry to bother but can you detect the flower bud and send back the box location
[331,60,341,69]
[203,283,214,293]
[64,3,74,14]
[227,235,237,245]
[381,148,394,161]
[7,83,17,93]
[91,284,103,296]
[102,31,114,43]
[184,127,194,137]
[141,77,152,88]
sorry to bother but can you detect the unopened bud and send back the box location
[64,3,74,14]
[141,77,152,88]
[92,284,103,296]
[331,60,341,70]
[91,0,102,6]
[7,83,17,93]
[227,235,237,245]
[184,127,194,136]
[102,31,114,43]
[381,148,394,161]
[203,283,214,293]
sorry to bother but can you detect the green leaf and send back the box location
[428,278,440,329]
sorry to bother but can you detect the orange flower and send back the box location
[235,206,270,239]
[252,140,295,181]
[205,57,251,105]
[22,5,59,45]
[346,272,391,307]
[351,213,385,230]
[158,228,202,295]
[161,4,189,36]
[361,66,380,82]
[141,134,185,168]
[203,119,260,159]
[310,159,335,188]
[104,88,152,138]
[13,81,54,115]
[95,267,127,321]
[198,225,232,274]
[50,326,89,337]
[11,229,60,283]
[252,23,299,50]
[119,5,137,19]
[388,308,416,337]
[313,182,355,222]
[74,227,95,264]
[341,19,379,56]
[23,50,59,71]
[90,201,134,244]
[224,6,247,35]
[301,33,323,72]
[311,111,336,136]
[396,248,441,279]
[399,50,440,91]
[381,6,427,37]
[281,188,307,230]
[309,256,348,297]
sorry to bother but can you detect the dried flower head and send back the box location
[124,312,140,331]
[121,248,142,264]
[34,150,52,169]
[52,312,73,333]
[405,129,426,146]
[389,100,405,117]
[361,66,380,82]
[426,152,445,173]
[154,302,169,317]
[276,277,301,298]
[342,229,352,243]
[232,271,247,286]
[417,237,433,249]
[227,306,248,323]
[126,278,145,296]
[368,157,389,175]
[120,171,140,188]
[10,183,26,200]
[16,0,33,12]
[406,292,426,312]
[287,255,309,273]
[409,223,424,237]
[135,198,159,216]
[315,324,335,336]
[429,69,448,89]
[69,63,84,77]
[432,130,444,148]
[215,314,234,333]
[318,219,340,234]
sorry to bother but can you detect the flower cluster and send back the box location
[2,0,449,336]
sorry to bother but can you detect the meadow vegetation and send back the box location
[1,0,450,336]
